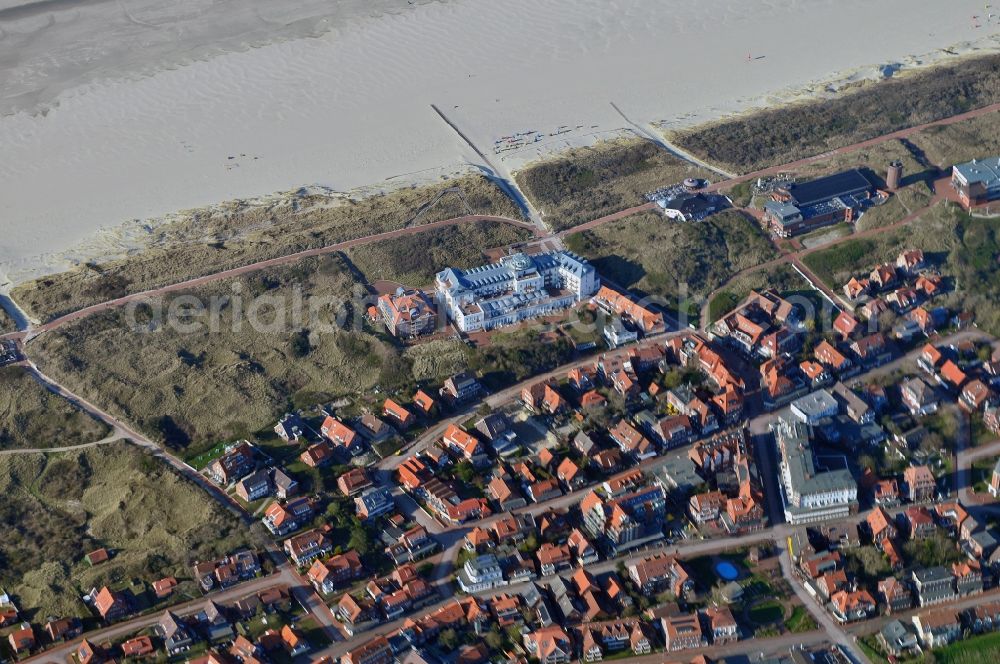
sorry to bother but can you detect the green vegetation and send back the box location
[564,210,778,315]
[784,606,817,633]
[345,220,533,287]
[707,263,808,322]
[747,600,784,625]
[514,138,713,231]
[469,328,576,389]
[911,111,1000,168]
[903,531,964,568]
[0,305,14,333]
[972,457,996,493]
[12,174,523,322]
[0,366,111,450]
[803,202,1000,335]
[29,255,452,455]
[0,442,251,621]
[666,53,1000,173]
[933,630,1000,664]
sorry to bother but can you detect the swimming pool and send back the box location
[715,560,739,581]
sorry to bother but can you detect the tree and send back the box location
[484,628,503,650]
[348,525,373,556]
[453,461,475,484]
[439,628,459,651]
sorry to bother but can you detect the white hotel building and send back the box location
[773,416,857,524]
[435,251,599,333]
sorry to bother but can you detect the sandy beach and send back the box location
[1,0,998,285]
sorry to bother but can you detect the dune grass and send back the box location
[564,210,779,315]
[514,137,714,231]
[909,110,1000,168]
[12,174,523,323]
[665,53,1000,174]
[0,366,111,450]
[345,220,534,287]
[28,252,483,457]
[0,442,251,622]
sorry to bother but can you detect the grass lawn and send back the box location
[564,209,778,316]
[784,606,818,633]
[934,630,1000,664]
[0,365,111,450]
[344,220,534,287]
[747,600,784,625]
[12,174,523,322]
[0,442,252,622]
[514,137,714,231]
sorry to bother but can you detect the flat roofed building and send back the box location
[790,389,839,426]
[435,251,599,332]
[763,169,874,237]
[774,416,857,524]
[952,157,1000,210]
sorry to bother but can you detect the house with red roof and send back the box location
[320,416,361,453]
[383,399,414,429]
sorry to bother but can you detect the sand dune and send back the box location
[1,0,998,285]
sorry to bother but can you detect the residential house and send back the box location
[702,606,738,644]
[320,416,362,454]
[537,543,572,576]
[830,589,876,622]
[273,412,305,442]
[307,550,364,595]
[523,626,573,664]
[904,465,936,503]
[93,587,128,622]
[901,377,939,416]
[338,468,373,496]
[662,613,706,651]
[878,620,919,657]
[235,469,272,503]
[355,487,395,521]
[912,609,961,648]
[158,611,196,654]
[878,577,914,614]
[206,441,256,486]
[383,399,414,429]
[912,566,958,606]
[283,529,332,566]
[440,371,483,405]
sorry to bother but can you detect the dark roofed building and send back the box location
[764,169,875,237]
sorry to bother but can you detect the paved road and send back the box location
[24,576,295,664]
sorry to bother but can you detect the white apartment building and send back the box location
[773,416,857,524]
[435,251,598,332]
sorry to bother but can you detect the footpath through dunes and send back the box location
[11,172,527,324]
[23,214,538,341]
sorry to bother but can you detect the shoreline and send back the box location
[2,0,998,286]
